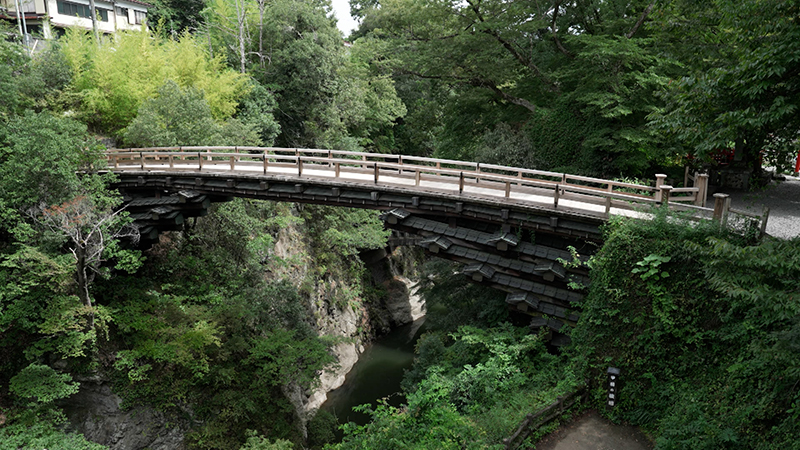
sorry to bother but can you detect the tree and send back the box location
[357,0,669,175]
[60,28,249,134]
[651,0,800,176]
[37,195,139,327]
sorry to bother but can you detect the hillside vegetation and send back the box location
[1,0,799,448]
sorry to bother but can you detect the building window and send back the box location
[115,6,129,23]
[134,10,146,25]
[56,1,109,21]
[57,1,91,19]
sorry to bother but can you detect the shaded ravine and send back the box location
[320,317,427,427]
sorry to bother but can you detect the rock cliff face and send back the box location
[62,379,190,450]
[64,209,424,449]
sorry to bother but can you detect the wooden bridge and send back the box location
[105,146,768,341]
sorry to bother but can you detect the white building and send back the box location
[1,0,151,39]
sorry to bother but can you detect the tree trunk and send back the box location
[88,0,100,43]
[75,246,95,330]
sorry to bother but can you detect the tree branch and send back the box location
[626,0,656,39]
[551,0,572,57]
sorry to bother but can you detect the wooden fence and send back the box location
[502,387,588,450]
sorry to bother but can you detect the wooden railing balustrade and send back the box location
[104,146,767,234]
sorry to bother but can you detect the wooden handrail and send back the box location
[104,146,767,235]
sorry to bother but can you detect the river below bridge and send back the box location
[320,317,427,428]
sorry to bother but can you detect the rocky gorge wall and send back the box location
[63,206,425,449]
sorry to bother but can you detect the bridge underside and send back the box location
[112,171,599,342]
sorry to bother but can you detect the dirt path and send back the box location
[531,410,653,450]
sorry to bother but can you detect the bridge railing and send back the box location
[105,147,767,234]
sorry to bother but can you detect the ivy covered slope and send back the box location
[571,212,800,449]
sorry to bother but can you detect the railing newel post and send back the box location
[198,152,203,171]
[374,163,379,184]
[654,173,667,202]
[554,184,560,208]
[696,173,709,207]
[712,193,730,225]
[459,171,464,194]
[140,151,144,170]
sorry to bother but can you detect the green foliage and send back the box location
[334,323,579,449]
[652,0,800,174]
[570,210,800,448]
[359,0,670,175]
[0,111,106,230]
[60,28,249,133]
[122,80,262,147]
[631,254,671,281]
[0,413,108,450]
[239,430,294,450]
[9,363,79,406]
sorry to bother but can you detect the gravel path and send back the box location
[710,175,800,239]
[533,410,652,450]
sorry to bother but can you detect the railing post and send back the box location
[505,181,511,198]
[684,166,690,188]
[760,206,770,236]
[335,162,340,178]
[415,170,421,186]
[398,155,403,175]
[476,163,480,184]
[140,152,144,170]
[459,171,464,194]
[712,193,730,225]
[695,174,709,207]
[298,156,303,177]
[230,155,235,171]
[553,184,560,208]
[654,173,667,202]
[374,163,379,184]
[169,154,174,169]
[263,152,268,174]
[198,152,203,171]
[659,185,673,207]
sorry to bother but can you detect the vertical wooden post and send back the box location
[553,184,560,208]
[695,174,709,207]
[140,152,144,170]
[374,163,379,184]
[169,154,174,169]
[198,152,203,171]
[298,157,303,177]
[683,166,690,188]
[476,163,481,184]
[605,196,613,216]
[459,172,464,194]
[659,185,673,207]
[230,155,235,171]
[505,181,511,198]
[335,162,340,178]
[712,193,730,224]
[654,174,667,202]
[760,206,770,236]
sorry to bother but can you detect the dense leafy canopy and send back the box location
[1,0,799,448]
